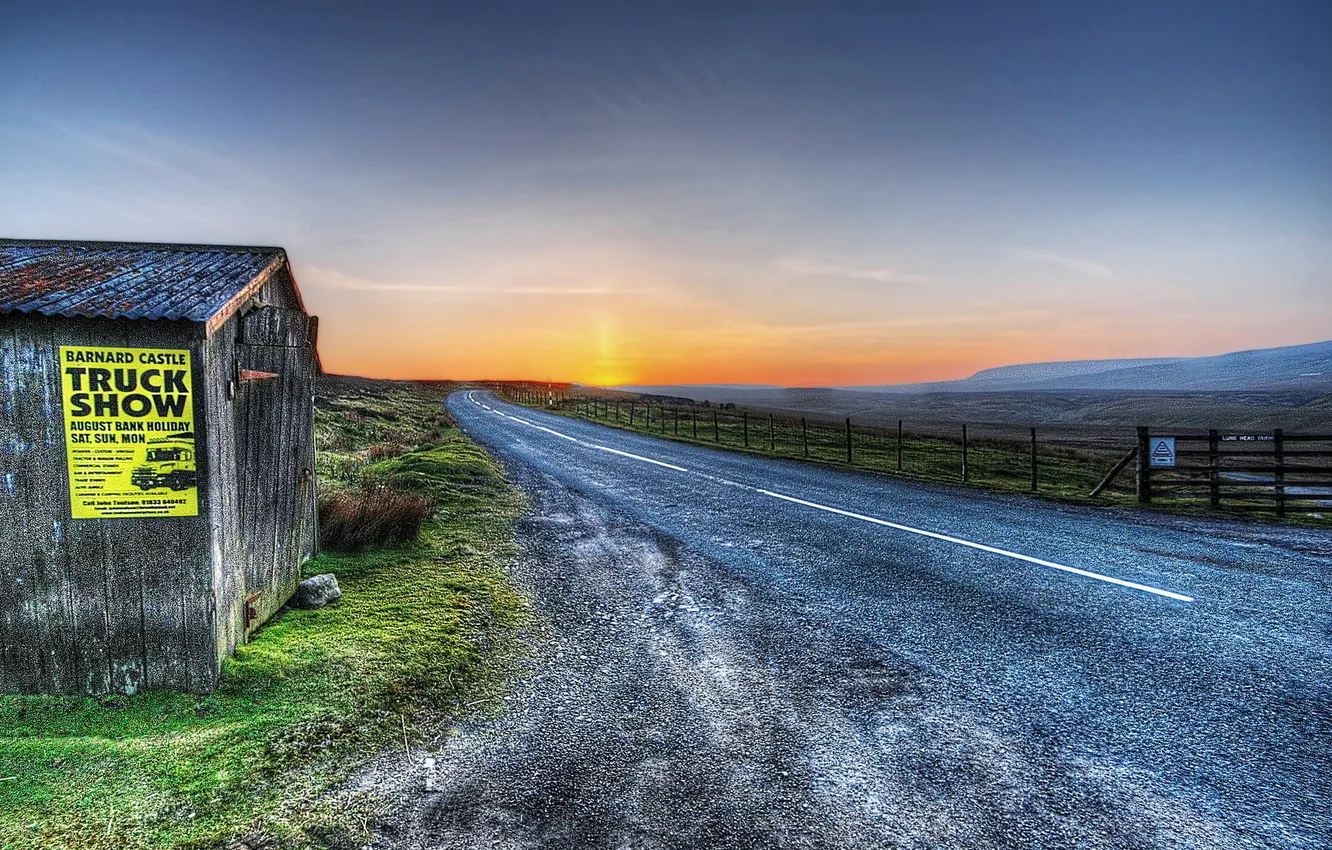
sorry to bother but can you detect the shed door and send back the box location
[233,306,317,634]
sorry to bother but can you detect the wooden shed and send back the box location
[0,239,320,695]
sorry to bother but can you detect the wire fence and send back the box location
[491,384,1133,502]
[485,383,1329,518]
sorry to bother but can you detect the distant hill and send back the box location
[917,357,1186,389]
[842,340,1332,393]
[616,383,783,393]
[607,340,1332,432]
[619,340,1332,396]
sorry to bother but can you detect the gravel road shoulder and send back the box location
[344,457,1255,850]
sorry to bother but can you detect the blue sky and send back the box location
[2,1,1328,383]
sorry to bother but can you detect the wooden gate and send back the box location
[233,306,317,633]
[1136,428,1332,516]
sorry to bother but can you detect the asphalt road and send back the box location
[363,391,1332,850]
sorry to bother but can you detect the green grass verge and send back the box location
[0,379,528,849]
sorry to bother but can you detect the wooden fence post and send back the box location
[845,418,853,464]
[802,417,809,457]
[897,420,903,471]
[1030,427,1038,492]
[1208,429,1220,508]
[713,410,719,443]
[692,407,698,439]
[743,412,749,448]
[1274,428,1285,518]
[962,424,969,483]
[674,407,679,435]
[769,414,775,452]
[1136,426,1151,503]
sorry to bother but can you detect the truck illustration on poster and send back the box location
[59,345,199,518]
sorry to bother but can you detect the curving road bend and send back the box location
[365,391,1332,850]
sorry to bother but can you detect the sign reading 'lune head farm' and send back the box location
[60,345,198,518]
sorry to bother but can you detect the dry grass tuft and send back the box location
[364,441,406,462]
[318,483,433,551]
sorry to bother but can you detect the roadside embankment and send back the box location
[0,377,528,850]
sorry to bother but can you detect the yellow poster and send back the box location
[60,346,199,518]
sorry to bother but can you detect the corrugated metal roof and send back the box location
[0,240,286,322]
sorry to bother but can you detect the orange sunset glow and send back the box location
[297,252,1327,387]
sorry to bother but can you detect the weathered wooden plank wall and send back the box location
[0,314,218,694]
[233,299,317,633]
[201,315,245,670]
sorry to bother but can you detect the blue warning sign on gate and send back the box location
[1149,437,1176,468]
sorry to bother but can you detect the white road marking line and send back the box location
[461,393,1195,603]
[593,445,689,472]
[527,422,579,442]
[752,488,1194,602]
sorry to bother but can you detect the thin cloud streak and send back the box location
[298,265,658,296]
[777,256,928,284]
[1012,249,1115,280]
